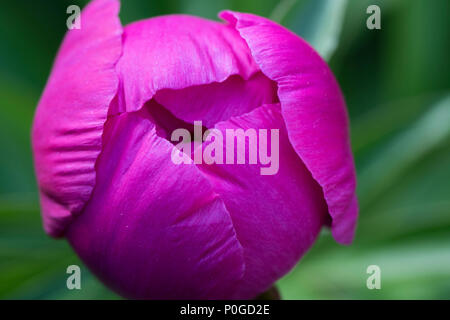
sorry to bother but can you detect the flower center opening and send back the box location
[144,71,279,147]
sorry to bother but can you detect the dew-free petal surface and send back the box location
[220,11,358,244]
[32,0,122,236]
[197,103,328,298]
[115,14,260,114]
[155,72,278,128]
[67,110,245,299]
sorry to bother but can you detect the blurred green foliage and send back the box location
[0,0,449,299]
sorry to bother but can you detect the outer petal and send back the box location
[197,103,328,298]
[67,110,245,299]
[220,11,358,244]
[31,0,122,236]
[114,14,260,114]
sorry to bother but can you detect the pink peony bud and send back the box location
[32,0,357,299]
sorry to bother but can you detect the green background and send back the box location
[1,0,449,299]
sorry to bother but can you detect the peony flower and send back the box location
[32,0,358,299]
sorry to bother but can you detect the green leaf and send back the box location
[274,0,348,60]
[278,235,450,299]
[358,94,450,210]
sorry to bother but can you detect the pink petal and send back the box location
[197,103,328,298]
[67,110,245,299]
[220,11,358,244]
[155,71,278,128]
[31,0,122,236]
[114,14,260,114]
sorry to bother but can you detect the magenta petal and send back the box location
[155,72,278,128]
[115,14,260,114]
[197,103,328,298]
[67,111,245,299]
[31,0,122,236]
[220,11,358,244]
